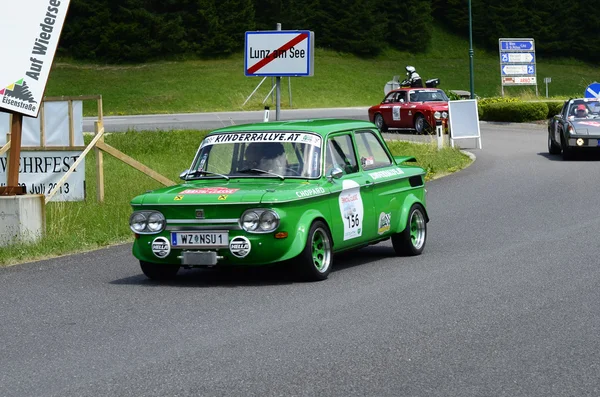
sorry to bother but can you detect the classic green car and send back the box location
[129,119,429,281]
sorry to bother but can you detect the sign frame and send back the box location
[244,30,315,77]
[448,99,482,149]
[499,38,537,96]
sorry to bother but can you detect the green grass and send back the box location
[45,26,596,116]
[0,130,471,266]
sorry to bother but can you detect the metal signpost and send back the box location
[544,77,552,98]
[245,27,314,120]
[499,38,537,96]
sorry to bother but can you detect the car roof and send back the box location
[208,119,377,137]
[389,87,442,93]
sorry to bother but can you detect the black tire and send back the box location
[548,132,561,155]
[140,261,180,280]
[374,113,388,132]
[295,221,333,281]
[391,204,427,256]
[561,134,575,160]
[414,114,429,135]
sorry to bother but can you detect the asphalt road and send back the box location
[84,107,370,132]
[2,122,600,396]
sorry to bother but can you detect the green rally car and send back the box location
[129,119,429,281]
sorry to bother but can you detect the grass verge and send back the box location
[0,130,472,267]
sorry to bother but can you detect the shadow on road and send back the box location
[110,245,395,288]
[538,151,600,161]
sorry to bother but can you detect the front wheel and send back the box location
[140,261,180,280]
[294,221,333,281]
[561,134,575,160]
[548,132,561,155]
[374,113,388,132]
[414,114,430,135]
[392,204,427,256]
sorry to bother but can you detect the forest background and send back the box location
[58,0,597,64]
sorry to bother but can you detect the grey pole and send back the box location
[276,23,282,120]
[468,0,475,99]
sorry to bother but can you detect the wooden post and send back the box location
[7,113,23,188]
[95,121,105,202]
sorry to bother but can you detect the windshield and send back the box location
[568,99,600,119]
[188,132,322,179]
[408,89,448,102]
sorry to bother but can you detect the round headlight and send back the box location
[259,210,279,232]
[130,212,147,233]
[442,111,448,119]
[434,111,441,119]
[242,211,259,231]
[147,212,165,232]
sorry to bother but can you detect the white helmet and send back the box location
[405,65,416,75]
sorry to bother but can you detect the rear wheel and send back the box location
[374,113,388,132]
[295,221,333,281]
[392,204,427,256]
[140,261,180,280]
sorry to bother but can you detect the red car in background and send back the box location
[368,88,449,134]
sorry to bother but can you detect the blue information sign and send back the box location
[500,41,534,50]
[584,82,600,99]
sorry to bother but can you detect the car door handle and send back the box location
[364,181,373,189]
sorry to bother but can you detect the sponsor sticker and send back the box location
[339,180,363,240]
[296,186,326,198]
[201,132,322,148]
[369,168,404,180]
[229,236,251,258]
[151,236,171,258]
[578,121,600,127]
[378,212,391,235]
[393,106,401,120]
[174,195,183,201]
[181,188,239,194]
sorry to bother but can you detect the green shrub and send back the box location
[546,101,564,118]
[480,101,549,122]
[477,96,521,107]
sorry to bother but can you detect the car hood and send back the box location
[572,119,600,135]
[420,101,449,110]
[132,179,329,205]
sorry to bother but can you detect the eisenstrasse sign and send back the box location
[0,0,71,117]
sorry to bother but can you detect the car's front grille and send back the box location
[166,218,241,231]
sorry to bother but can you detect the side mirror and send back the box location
[327,167,344,182]
[179,169,189,181]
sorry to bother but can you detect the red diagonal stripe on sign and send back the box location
[247,32,309,74]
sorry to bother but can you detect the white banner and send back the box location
[0,151,85,201]
[0,0,71,117]
[0,100,85,201]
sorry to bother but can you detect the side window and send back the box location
[325,134,359,175]
[355,130,392,170]
[397,92,406,103]
[383,93,395,103]
[560,102,568,118]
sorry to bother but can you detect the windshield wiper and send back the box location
[186,170,230,180]
[237,168,285,180]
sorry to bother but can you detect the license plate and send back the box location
[171,231,228,248]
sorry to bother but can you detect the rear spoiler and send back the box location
[394,156,417,164]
